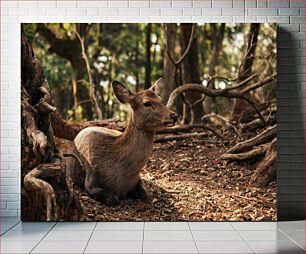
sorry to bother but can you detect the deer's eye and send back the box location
[144,101,153,107]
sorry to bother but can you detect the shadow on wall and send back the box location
[277,27,305,221]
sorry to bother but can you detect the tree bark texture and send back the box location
[180,24,204,123]
[21,33,82,221]
[36,24,93,120]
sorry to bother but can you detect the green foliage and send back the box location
[21,23,276,122]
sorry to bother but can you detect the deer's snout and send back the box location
[170,113,178,123]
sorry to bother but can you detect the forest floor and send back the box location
[60,128,276,222]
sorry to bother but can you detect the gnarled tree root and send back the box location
[24,161,62,221]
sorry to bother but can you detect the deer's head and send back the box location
[112,79,177,132]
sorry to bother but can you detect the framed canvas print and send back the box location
[21,23,277,221]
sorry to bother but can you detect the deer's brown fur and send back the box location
[68,80,177,205]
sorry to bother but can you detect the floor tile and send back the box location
[11,222,55,231]
[90,230,143,241]
[42,230,92,242]
[32,241,87,253]
[239,230,291,241]
[0,241,37,253]
[144,230,193,241]
[1,221,21,234]
[275,221,305,231]
[189,222,234,231]
[192,230,243,241]
[143,241,198,253]
[85,241,142,253]
[95,222,143,231]
[52,222,96,231]
[145,222,189,231]
[231,222,275,231]
[248,240,304,253]
[196,241,253,253]
[0,230,47,242]
[282,230,305,249]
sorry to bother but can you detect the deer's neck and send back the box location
[117,114,155,174]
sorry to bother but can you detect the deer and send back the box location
[67,79,177,206]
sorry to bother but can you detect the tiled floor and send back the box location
[0,218,304,253]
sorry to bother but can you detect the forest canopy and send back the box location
[23,23,276,123]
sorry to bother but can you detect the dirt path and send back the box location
[72,134,276,221]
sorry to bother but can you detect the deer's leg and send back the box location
[127,180,148,201]
[89,188,120,206]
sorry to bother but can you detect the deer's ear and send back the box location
[149,78,163,96]
[112,80,134,104]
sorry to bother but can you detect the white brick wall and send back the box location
[0,0,305,218]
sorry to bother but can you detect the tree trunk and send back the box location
[21,33,82,221]
[144,23,152,89]
[232,23,261,123]
[36,24,93,120]
[180,24,203,123]
[205,24,225,114]
[162,24,177,102]
[238,23,260,82]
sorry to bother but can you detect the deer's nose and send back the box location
[170,113,178,122]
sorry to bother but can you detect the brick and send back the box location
[57,0,77,8]
[0,194,19,202]
[211,16,233,22]
[269,16,290,23]
[0,178,19,186]
[161,8,183,16]
[118,8,140,16]
[278,24,300,32]
[290,0,305,7]
[47,9,67,16]
[278,179,305,186]
[233,0,244,7]
[99,8,118,16]
[245,0,256,7]
[268,0,290,7]
[247,8,278,15]
[1,1,18,8]
[278,147,304,155]
[38,1,57,8]
[256,16,267,22]
[19,1,38,8]
[7,202,20,210]
[150,0,171,7]
[67,8,86,16]
[278,171,304,178]
[87,8,99,16]
[0,210,18,217]
[290,16,305,23]
[222,8,245,15]
[77,0,107,8]
[233,16,245,22]
[257,0,267,7]
[140,8,160,16]
[172,0,192,7]
[278,8,300,15]
[129,0,149,7]
[193,0,212,7]
[212,0,233,8]
[192,16,212,22]
[8,8,29,16]
[108,0,128,7]
[202,8,222,15]
[1,171,18,178]
[29,8,48,16]
[1,202,7,210]
[277,195,305,202]
[183,8,202,15]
